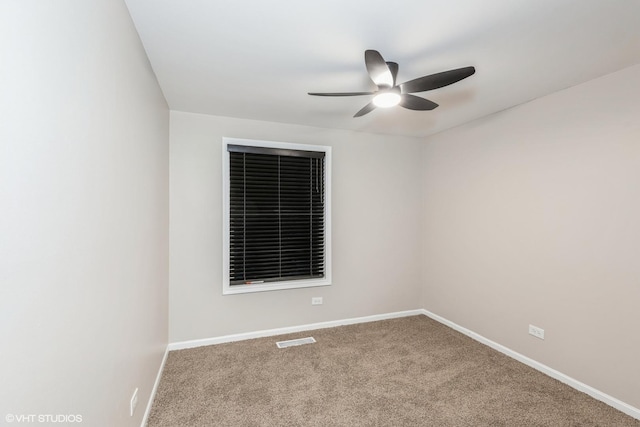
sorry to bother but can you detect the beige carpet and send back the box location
[148,316,639,426]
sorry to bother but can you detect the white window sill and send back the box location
[222,278,331,295]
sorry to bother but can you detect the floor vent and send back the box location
[276,337,316,349]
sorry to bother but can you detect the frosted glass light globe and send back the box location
[373,92,401,108]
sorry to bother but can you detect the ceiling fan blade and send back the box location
[308,91,374,96]
[365,50,393,88]
[400,66,476,94]
[354,102,376,118]
[400,94,439,111]
[386,62,399,87]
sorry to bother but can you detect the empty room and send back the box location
[1,1,639,426]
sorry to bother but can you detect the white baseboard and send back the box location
[167,309,423,351]
[419,309,640,421]
[140,346,169,427]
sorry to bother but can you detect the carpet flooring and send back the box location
[148,315,639,426]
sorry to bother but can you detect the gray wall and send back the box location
[0,1,169,425]
[420,64,640,409]
[169,111,423,342]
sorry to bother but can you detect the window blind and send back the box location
[228,144,325,285]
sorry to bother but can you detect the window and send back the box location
[222,138,331,294]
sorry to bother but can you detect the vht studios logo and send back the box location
[5,414,83,423]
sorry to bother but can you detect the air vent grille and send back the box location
[276,337,316,349]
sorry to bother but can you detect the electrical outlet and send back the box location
[528,324,545,340]
[311,297,323,305]
[130,388,139,417]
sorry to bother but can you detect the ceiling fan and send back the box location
[309,50,475,117]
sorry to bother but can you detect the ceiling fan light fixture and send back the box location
[373,91,401,108]
[309,49,476,117]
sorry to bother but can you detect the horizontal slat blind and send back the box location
[228,146,325,285]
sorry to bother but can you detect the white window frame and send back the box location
[222,137,332,295]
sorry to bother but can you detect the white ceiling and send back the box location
[124,0,640,138]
